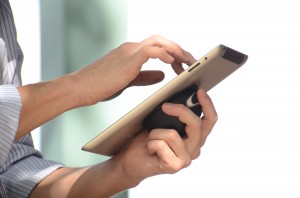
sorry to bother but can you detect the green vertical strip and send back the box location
[40,0,66,163]
[41,0,128,197]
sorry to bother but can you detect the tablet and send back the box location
[82,44,248,156]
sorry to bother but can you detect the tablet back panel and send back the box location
[82,45,248,156]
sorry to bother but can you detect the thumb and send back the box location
[128,70,165,87]
[103,70,165,101]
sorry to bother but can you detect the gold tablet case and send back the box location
[82,44,248,156]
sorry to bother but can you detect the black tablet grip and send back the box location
[142,86,202,137]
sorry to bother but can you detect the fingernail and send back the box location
[199,89,208,96]
[163,103,173,109]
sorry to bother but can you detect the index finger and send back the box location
[141,35,196,66]
[198,89,218,133]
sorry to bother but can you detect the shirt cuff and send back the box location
[0,85,22,168]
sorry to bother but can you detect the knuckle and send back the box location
[211,113,218,124]
[166,157,192,174]
[182,157,192,168]
[150,34,162,41]
[167,162,182,174]
[166,168,178,174]
[191,149,201,160]
[176,104,186,112]
[136,45,151,59]
[155,140,168,150]
[119,42,132,49]
[214,113,219,122]
[166,129,180,139]
[139,45,148,54]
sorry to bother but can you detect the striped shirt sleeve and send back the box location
[0,1,64,197]
[0,85,21,167]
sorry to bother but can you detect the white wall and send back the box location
[127,0,300,197]
[9,0,41,150]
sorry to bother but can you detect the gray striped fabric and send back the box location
[0,0,63,197]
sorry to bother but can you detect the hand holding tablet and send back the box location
[143,85,202,138]
[82,44,248,156]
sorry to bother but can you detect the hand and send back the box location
[28,89,217,198]
[72,35,196,106]
[15,35,195,140]
[113,89,217,186]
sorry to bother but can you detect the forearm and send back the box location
[68,159,137,198]
[16,74,80,140]
[30,158,137,198]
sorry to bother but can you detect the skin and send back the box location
[16,35,217,197]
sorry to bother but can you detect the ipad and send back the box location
[82,44,248,156]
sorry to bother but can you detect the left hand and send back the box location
[113,89,218,186]
[28,89,217,198]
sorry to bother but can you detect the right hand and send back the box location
[72,35,196,106]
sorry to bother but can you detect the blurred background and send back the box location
[10,0,300,197]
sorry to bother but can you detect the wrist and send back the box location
[69,70,107,107]
[77,158,140,197]
[59,73,83,109]
[105,157,141,192]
